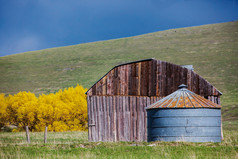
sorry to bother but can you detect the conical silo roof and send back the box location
[146,84,221,109]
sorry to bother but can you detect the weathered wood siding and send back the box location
[87,95,221,142]
[87,59,221,97]
[87,95,161,142]
[86,59,222,142]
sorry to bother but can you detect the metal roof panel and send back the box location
[146,84,222,109]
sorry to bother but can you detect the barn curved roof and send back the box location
[85,58,154,94]
[86,58,222,97]
[146,84,222,109]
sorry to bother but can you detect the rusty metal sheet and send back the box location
[146,84,222,109]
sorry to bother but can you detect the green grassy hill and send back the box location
[0,21,237,120]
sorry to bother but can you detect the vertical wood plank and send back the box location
[110,96,113,141]
[107,71,113,95]
[102,77,107,95]
[148,61,152,96]
[112,69,117,95]
[101,96,104,141]
[199,76,203,96]
[106,96,110,141]
[92,85,96,96]
[162,61,167,97]
[140,62,145,96]
[132,63,138,95]
[141,62,148,96]
[151,59,157,96]
[122,96,126,141]
[187,68,192,91]
[119,96,122,141]
[125,96,130,141]
[87,96,91,141]
[123,96,127,141]
[207,83,212,97]
[129,96,133,141]
[178,65,183,86]
[99,96,103,141]
[119,66,123,95]
[142,97,146,141]
[136,97,140,141]
[90,97,94,141]
[128,64,133,95]
[167,62,172,94]
[139,97,144,141]
[96,81,102,96]
[116,96,120,141]
[159,60,163,97]
[132,96,137,141]
[173,65,179,92]
[167,62,172,95]
[156,60,160,96]
[110,96,114,141]
[196,73,199,94]
[113,67,119,95]
[165,62,169,96]
[124,65,129,95]
[118,66,121,95]
[113,96,117,141]
[137,63,141,96]
[146,97,151,141]
[182,67,188,87]
[103,96,107,141]
[94,96,98,141]
[97,96,102,141]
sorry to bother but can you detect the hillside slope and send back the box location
[0,21,237,120]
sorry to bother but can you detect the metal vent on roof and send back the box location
[146,84,221,109]
[181,65,194,71]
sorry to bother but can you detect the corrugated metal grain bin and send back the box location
[146,84,222,142]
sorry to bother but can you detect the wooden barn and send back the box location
[86,58,222,142]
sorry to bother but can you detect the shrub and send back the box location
[0,85,88,132]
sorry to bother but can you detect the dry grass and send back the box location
[0,126,237,159]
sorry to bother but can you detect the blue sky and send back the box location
[0,0,238,56]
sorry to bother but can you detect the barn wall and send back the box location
[87,95,221,142]
[87,95,161,142]
[87,59,221,97]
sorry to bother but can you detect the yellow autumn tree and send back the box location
[7,91,38,131]
[1,84,88,132]
[0,93,8,128]
[35,93,56,131]
[35,84,88,132]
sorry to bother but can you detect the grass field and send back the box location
[0,21,237,158]
[0,121,237,159]
[0,21,238,121]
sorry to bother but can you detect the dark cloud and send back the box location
[0,0,238,56]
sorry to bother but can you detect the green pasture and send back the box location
[0,21,237,121]
[0,121,237,159]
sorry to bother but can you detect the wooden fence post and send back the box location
[221,117,224,141]
[44,126,48,143]
[25,126,30,144]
